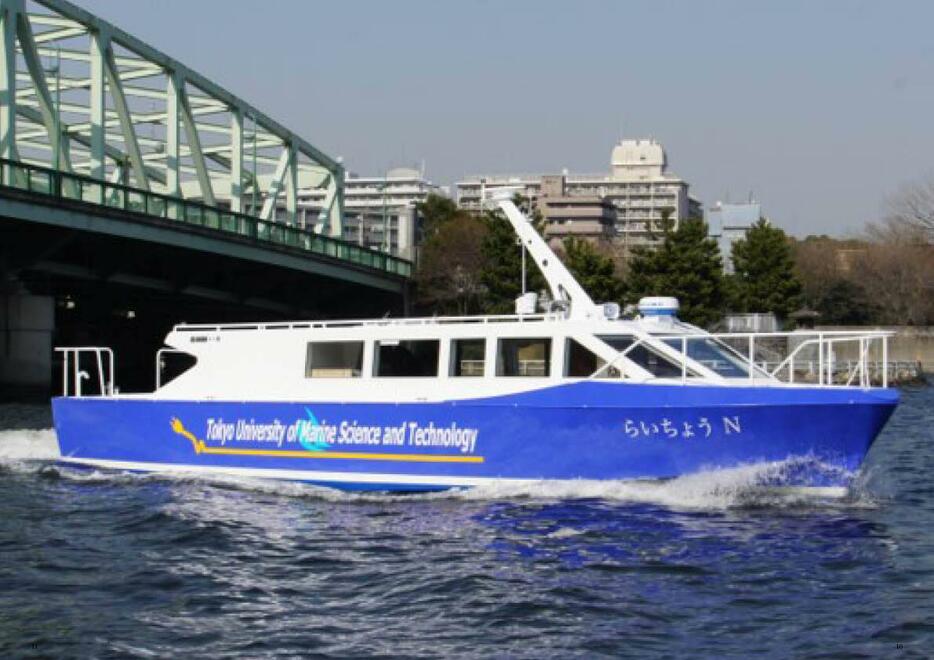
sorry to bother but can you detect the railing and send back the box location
[657,330,896,388]
[55,347,115,397]
[757,360,922,385]
[172,311,566,333]
[0,158,412,278]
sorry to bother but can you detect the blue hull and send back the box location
[51,382,899,491]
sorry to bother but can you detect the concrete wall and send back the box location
[817,326,934,372]
[1,292,54,397]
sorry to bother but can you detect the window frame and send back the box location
[564,337,621,379]
[496,336,552,378]
[449,337,487,378]
[596,334,700,380]
[305,340,365,378]
[372,338,441,378]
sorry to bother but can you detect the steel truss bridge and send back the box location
[0,0,411,395]
[1,0,351,230]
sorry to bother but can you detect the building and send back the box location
[456,139,702,252]
[298,167,443,260]
[707,201,762,273]
[538,175,617,246]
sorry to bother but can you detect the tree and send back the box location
[557,237,625,303]
[793,234,870,315]
[415,193,460,241]
[627,218,725,327]
[415,213,488,315]
[478,207,545,314]
[854,241,934,325]
[728,219,802,319]
[882,176,934,242]
[815,279,875,325]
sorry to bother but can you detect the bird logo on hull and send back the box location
[297,408,331,452]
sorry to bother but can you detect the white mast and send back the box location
[492,196,615,320]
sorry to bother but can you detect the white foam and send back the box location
[451,467,856,510]
[0,429,873,510]
[0,427,60,461]
[130,457,865,510]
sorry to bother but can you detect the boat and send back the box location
[51,196,899,492]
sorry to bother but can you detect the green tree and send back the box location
[415,214,488,315]
[559,237,625,303]
[815,279,876,325]
[478,208,544,313]
[728,219,802,318]
[628,219,725,327]
[415,193,460,241]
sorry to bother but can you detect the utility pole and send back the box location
[521,238,527,295]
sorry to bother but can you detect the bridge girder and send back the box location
[0,0,343,233]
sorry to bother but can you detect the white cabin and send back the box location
[61,198,892,401]
[155,310,767,402]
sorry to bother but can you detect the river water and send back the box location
[1,386,932,658]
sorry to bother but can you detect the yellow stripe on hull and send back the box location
[170,416,483,463]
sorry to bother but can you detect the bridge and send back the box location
[0,0,412,395]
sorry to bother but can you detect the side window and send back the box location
[598,335,685,379]
[451,338,485,377]
[497,338,551,377]
[565,338,620,378]
[306,341,363,378]
[374,339,439,377]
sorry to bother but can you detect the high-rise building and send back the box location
[456,139,702,251]
[297,167,443,260]
[707,201,762,273]
[538,175,616,246]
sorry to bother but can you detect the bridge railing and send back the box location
[0,158,412,278]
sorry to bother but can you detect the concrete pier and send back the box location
[1,290,54,398]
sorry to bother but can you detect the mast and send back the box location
[494,197,608,320]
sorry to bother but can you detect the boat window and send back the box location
[374,339,440,377]
[497,338,551,377]
[451,338,485,377]
[597,335,686,379]
[662,337,750,378]
[565,338,620,378]
[306,341,363,378]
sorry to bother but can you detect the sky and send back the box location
[75,0,934,237]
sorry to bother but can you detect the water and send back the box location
[1,388,932,658]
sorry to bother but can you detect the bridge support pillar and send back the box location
[0,288,54,399]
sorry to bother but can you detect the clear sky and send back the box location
[76,0,934,237]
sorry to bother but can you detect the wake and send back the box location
[0,426,877,510]
[0,427,59,461]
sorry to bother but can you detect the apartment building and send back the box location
[538,175,616,246]
[298,167,442,260]
[456,139,702,251]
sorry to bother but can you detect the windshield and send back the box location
[597,335,691,379]
[662,337,751,378]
